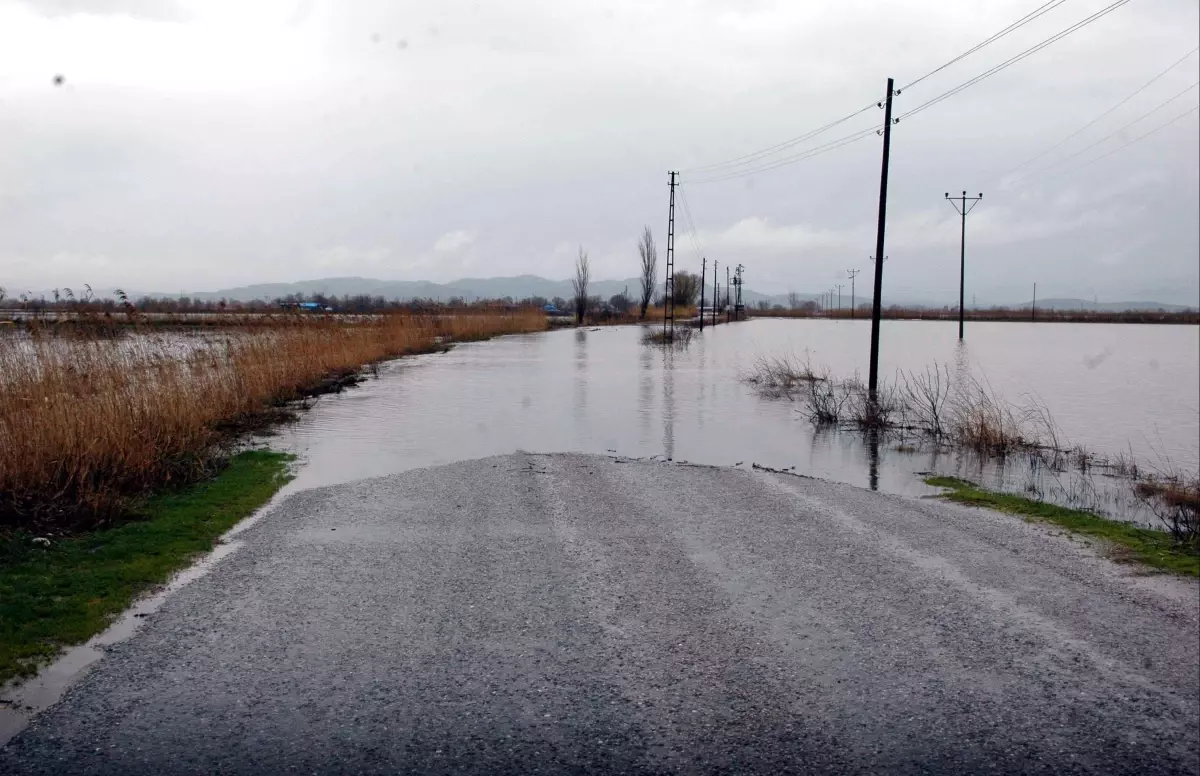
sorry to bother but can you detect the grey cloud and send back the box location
[0,0,1197,305]
[16,0,189,21]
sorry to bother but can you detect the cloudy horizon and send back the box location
[1,0,1197,305]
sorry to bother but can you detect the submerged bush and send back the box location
[742,353,822,398]
[641,327,694,349]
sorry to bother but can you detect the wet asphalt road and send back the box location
[2,453,1198,775]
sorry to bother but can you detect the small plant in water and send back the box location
[641,327,693,349]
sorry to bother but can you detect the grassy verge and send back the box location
[924,476,1199,577]
[0,449,293,687]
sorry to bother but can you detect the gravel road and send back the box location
[2,453,1197,775]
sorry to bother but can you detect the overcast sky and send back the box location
[1,0,1197,304]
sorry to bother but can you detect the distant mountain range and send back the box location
[59,275,1195,312]
[128,275,796,308]
[1013,298,1195,313]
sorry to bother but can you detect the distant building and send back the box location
[279,301,332,312]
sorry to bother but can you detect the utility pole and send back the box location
[712,260,718,327]
[1032,282,1037,322]
[846,269,860,318]
[868,78,895,401]
[664,171,678,338]
[945,189,982,341]
[725,266,731,319]
[699,257,706,331]
[836,283,844,314]
[734,264,744,320]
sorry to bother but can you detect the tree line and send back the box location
[568,227,710,324]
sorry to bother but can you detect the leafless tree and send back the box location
[572,246,590,324]
[787,290,801,310]
[637,226,657,319]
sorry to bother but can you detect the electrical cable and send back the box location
[1007,45,1198,173]
[678,102,879,174]
[900,0,1066,91]
[1017,80,1198,178]
[677,184,705,257]
[680,0,1073,176]
[1046,103,1198,180]
[894,0,1133,123]
[683,123,882,185]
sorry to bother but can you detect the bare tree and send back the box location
[572,246,590,324]
[787,291,801,310]
[637,226,657,319]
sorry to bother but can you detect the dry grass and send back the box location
[744,357,1064,454]
[0,310,546,531]
[741,353,822,397]
[946,374,1037,456]
[1134,472,1200,546]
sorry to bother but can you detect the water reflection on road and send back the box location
[271,320,1199,525]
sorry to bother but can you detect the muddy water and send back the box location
[269,319,1198,524]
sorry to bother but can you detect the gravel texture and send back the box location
[2,453,1197,775]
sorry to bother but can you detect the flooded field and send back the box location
[271,319,1199,526]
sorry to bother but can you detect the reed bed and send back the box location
[746,306,1199,325]
[743,354,1199,543]
[0,310,546,531]
[744,357,1072,455]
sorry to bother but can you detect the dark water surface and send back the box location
[273,320,1199,522]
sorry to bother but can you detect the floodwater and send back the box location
[272,319,1199,524]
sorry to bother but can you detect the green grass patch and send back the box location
[0,449,293,687]
[924,476,1199,577]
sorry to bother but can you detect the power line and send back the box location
[1018,80,1199,179]
[900,0,1066,91]
[678,102,878,175]
[680,1,1072,177]
[894,0,1133,123]
[1047,104,1199,180]
[683,123,883,185]
[1007,45,1199,173]
[676,184,704,257]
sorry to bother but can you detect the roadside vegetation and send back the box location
[0,308,547,533]
[0,450,293,686]
[747,354,1068,453]
[925,476,1199,576]
[745,353,1200,553]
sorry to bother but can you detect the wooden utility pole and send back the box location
[868,78,895,401]
[945,190,982,340]
[699,257,706,331]
[847,269,860,318]
[712,260,718,327]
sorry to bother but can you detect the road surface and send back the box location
[2,453,1197,774]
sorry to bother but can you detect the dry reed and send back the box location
[0,310,546,530]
